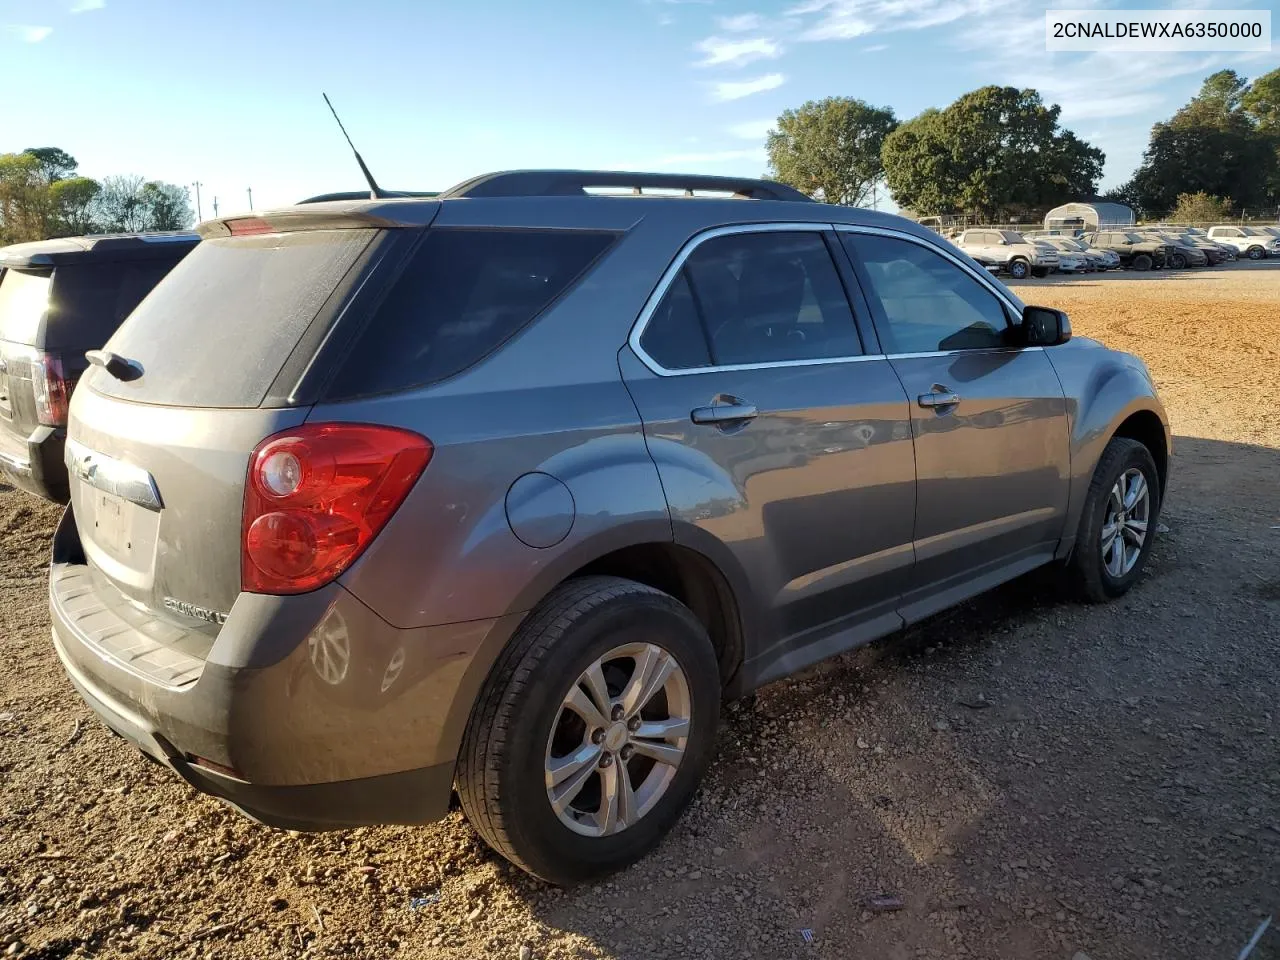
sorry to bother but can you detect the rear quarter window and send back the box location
[322,228,616,399]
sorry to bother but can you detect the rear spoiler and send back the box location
[198,201,441,239]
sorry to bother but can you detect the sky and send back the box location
[1,0,1274,219]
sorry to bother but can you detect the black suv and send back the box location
[0,233,197,501]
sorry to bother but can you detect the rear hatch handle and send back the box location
[86,349,144,382]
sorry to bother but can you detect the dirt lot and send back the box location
[2,265,1278,960]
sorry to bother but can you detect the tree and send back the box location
[881,86,1104,220]
[23,147,78,184]
[1170,191,1233,222]
[139,181,194,231]
[0,152,46,244]
[765,97,898,206]
[1125,70,1278,217]
[49,177,102,235]
[1242,68,1280,131]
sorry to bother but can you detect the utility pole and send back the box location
[212,197,219,218]
[246,186,254,211]
[191,181,203,221]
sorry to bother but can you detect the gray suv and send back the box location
[50,170,1171,884]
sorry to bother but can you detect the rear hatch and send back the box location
[0,266,54,454]
[66,216,405,648]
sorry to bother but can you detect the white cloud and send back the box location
[792,0,1019,41]
[658,12,675,25]
[727,118,774,140]
[5,24,53,42]
[657,148,766,166]
[862,43,887,51]
[70,0,105,11]
[695,35,782,67]
[710,72,786,102]
[719,13,763,31]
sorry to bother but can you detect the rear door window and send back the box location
[323,228,616,399]
[44,259,186,350]
[0,268,53,345]
[88,229,377,407]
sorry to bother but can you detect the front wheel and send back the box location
[456,576,721,885]
[1007,257,1030,280]
[1131,253,1153,271]
[1169,252,1187,269]
[1068,438,1161,603]
[1247,245,1265,261]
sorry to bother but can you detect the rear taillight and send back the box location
[241,423,432,595]
[31,352,71,427]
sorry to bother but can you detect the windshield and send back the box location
[1122,233,1144,242]
[999,231,1024,243]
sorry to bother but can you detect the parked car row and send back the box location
[3,171,1172,885]
[951,223,1280,279]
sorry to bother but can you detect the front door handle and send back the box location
[691,398,758,425]
[918,389,960,409]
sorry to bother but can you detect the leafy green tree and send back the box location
[765,97,898,206]
[0,151,46,244]
[1170,191,1233,222]
[139,181,194,231]
[1242,68,1280,131]
[882,86,1103,221]
[23,147,79,184]
[1126,71,1278,217]
[50,177,102,235]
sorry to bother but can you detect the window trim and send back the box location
[834,224,1027,344]
[628,221,1034,377]
[629,222,878,377]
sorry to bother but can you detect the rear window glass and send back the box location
[324,228,615,398]
[88,229,376,407]
[44,259,186,350]
[0,269,52,345]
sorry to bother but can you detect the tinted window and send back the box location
[0,268,52,345]
[89,229,377,407]
[842,233,1010,353]
[326,229,614,398]
[638,272,712,370]
[651,231,859,368]
[43,259,185,350]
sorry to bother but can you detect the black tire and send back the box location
[1068,438,1162,603]
[1169,252,1187,269]
[1031,266,1050,278]
[1247,245,1265,261]
[1131,253,1153,271]
[456,576,721,885]
[1007,257,1030,280]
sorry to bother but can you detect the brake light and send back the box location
[227,217,275,236]
[31,352,71,426]
[241,423,432,595]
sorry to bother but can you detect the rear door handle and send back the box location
[691,400,758,425]
[918,390,960,409]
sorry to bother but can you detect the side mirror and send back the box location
[1021,305,1071,346]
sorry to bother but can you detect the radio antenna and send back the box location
[322,92,386,200]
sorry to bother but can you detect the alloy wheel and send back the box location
[1101,467,1151,578]
[544,642,692,837]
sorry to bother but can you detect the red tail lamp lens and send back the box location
[241,423,432,595]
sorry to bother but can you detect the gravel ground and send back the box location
[2,265,1278,960]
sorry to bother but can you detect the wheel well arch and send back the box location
[1112,409,1168,500]
[567,542,746,694]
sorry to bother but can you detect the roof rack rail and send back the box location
[436,170,815,203]
[298,190,440,204]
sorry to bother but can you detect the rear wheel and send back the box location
[456,576,720,885]
[1007,257,1030,280]
[1131,253,1153,271]
[1068,438,1161,603]
[1247,245,1265,261]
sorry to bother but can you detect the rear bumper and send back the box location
[0,422,68,502]
[54,627,455,829]
[48,507,519,830]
